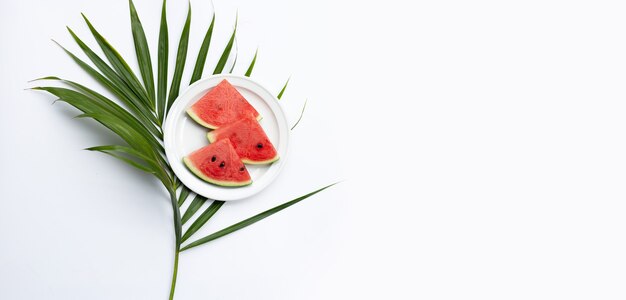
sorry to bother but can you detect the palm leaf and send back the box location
[85,145,156,174]
[277,77,289,100]
[244,49,258,77]
[178,186,191,206]
[228,39,238,73]
[129,0,156,107]
[81,14,151,109]
[190,14,215,84]
[77,113,169,183]
[33,86,150,151]
[86,144,161,174]
[157,0,169,122]
[291,99,307,130]
[32,86,172,185]
[62,31,159,128]
[166,3,192,114]
[181,195,206,224]
[34,76,162,149]
[76,112,155,161]
[181,200,224,243]
[213,17,237,74]
[180,183,337,251]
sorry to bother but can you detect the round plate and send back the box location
[163,74,289,201]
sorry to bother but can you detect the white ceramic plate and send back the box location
[163,75,289,201]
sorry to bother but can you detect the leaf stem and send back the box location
[167,188,182,299]
[168,248,180,300]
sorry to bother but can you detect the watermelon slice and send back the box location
[183,139,252,187]
[186,79,261,129]
[207,117,279,165]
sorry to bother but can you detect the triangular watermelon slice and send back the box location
[207,117,279,165]
[183,139,252,187]
[186,79,261,129]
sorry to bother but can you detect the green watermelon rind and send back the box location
[207,132,280,165]
[183,156,252,187]
[206,131,217,143]
[186,108,263,129]
[241,155,280,165]
[186,108,219,129]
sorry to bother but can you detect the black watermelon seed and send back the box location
[219,161,225,168]
[256,143,263,149]
[239,167,245,172]
[211,155,216,162]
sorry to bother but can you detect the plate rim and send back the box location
[163,74,290,201]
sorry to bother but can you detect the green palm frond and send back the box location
[291,98,308,130]
[157,0,169,122]
[177,185,191,206]
[181,200,224,243]
[167,3,191,113]
[81,14,153,110]
[181,194,206,224]
[213,15,237,74]
[228,39,238,73]
[31,1,334,299]
[62,30,160,128]
[129,0,156,106]
[244,48,258,77]
[180,183,337,251]
[277,77,290,100]
[190,13,215,84]
[85,145,157,174]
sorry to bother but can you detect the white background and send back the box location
[2,0,626,299]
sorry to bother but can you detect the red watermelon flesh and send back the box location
[207,117,279,165]
[183,139,252,186]
[186,79,260,129]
